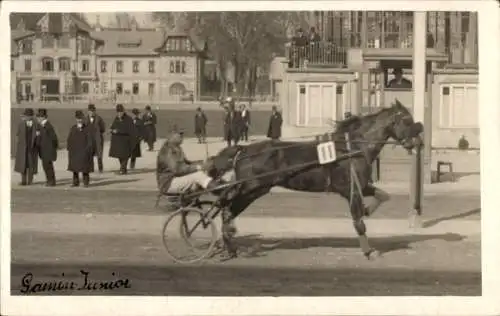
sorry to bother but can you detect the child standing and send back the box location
[67,110,94,187]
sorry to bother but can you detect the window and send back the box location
[148,83,155,96]
[41,58,54,71]
[169,60,187,74]
[148,61,155,73]
[81,60,90,72]
[22,39,33,54]
[59,58,70,71]
[25,59,31,72]
[169,61,174,73]
[181,61,186,73]
[80,38,92,55]
[166,37,192,51]
[116,61,123,73]
[59,34,70,48]
[132,83,139,95]
[116,83,123,94]
[81,82,89,94]
[100,61,107,73]
[440,84,479,128]
[133,61,139,73]
[42,34,54,48]
[296,82,343,127]
[175,61,181,73]
[11,59,14,71]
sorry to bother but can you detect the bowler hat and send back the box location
[132,108,140,115]
[75,110,84,119]
[88,103,96,111]
[37,108,48,118]
[116,104,125,112]
[23,108,34,117]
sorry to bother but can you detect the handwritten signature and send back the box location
[20,270,131,295]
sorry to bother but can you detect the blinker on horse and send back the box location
[206,99,423,260]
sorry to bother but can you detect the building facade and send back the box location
[275,11,479,149]
[10,13,207,104]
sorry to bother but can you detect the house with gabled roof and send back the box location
[10,12,103,102]
[92,20,208,103]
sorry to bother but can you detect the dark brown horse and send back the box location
[205,99,423,260]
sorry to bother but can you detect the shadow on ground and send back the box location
[423,208,480,228]
[231,232,466,258]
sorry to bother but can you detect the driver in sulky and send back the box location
[156,128,234,196]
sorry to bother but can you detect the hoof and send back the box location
[408,213,423,229]
[364,248,381,260]
[219,251,238,262]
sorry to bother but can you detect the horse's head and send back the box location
[204,145,243,178]
[385,99,423,151]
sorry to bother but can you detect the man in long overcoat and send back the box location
[194,107,208,144]
[86,103,106,173]
[222,97,242,147]
[142,105,157,151]
[67,110,94,187]
[130,108,144,170]
[36,108,59,186]
[14,108,39,185]
[267,106,283,140]
[239,103,251,142]
[109,104,136,174]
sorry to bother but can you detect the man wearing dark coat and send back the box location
[67,110,94,187]
[36,108,59,186]
[194,107,208,144]
[267,106,283,140]
[142,105,157,151]
[109,104,136,174]
[130,108,144,170]
[85,103,106,173]
[222,97,242,147]
[14,108,40,186]
[239,103,251,142]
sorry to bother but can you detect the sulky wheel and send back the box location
[161,202,218,264]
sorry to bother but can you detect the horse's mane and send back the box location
[334,107,395,134]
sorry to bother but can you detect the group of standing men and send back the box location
[14,104,158,187]
[217,97,283,147]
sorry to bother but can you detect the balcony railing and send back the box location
[286,42,348,70]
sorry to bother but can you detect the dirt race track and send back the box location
[10,188,481,296]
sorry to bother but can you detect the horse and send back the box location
[205,99,423,260]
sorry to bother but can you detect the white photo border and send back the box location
[1,1,499,315]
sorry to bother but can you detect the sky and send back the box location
[84,12,155,27]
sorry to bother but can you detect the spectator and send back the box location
[109,104,136,175]
[387,68,412,89]
[194,107,208,144]
[36,108,59,187]
[142,105,157,151]
[85,104,106,173]
[240,103,251,142]
[267,106,283,141]
[130,108,144,170]
[14,108,40,186]
[308,27,321,63]
[67,110,94,188]
[290,28,308,67]
[223,97,242,147]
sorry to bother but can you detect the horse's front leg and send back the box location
[363,184,390,217]
[220,207,238,260]
[348,191,381,260]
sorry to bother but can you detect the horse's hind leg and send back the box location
[363,184,390,217]
[220,207,238,260]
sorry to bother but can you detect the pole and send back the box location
[410,11,426,227]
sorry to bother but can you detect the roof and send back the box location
[93,28,165,56]
[10,13,93,33]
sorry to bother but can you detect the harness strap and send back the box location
[345,132,364,210]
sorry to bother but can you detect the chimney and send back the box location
[95,14,102,31]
